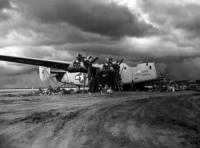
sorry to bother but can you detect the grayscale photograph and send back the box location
[0,0,200,147]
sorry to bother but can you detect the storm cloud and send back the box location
[0,0,11,21]
[0,0,10,9]
[14,0,156,38]
[139,0,200,38]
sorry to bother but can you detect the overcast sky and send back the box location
[0,0,200,88]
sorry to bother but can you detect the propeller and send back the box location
[103,58,124,71]
[76,53,98,68]
[77,53,85,61]
[100,58,124,91]
[75,54,99,92]
[73,59,81,70]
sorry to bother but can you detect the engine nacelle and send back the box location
[39,66,51,81]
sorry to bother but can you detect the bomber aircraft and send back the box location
[0,54,164,92]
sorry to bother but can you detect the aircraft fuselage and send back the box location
[50,62,159,87]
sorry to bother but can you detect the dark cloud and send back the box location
[166,58,200,80]
[33,23,111,45]
[174,5,200,38]
[165,4,200,38]
[15,0,156,38]
[0,0,11,9]
[0,0,11,21]
[0,12,8,21]
[139,0,200,38]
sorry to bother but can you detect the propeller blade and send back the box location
[86,56,92,61]
[118,59,124,65]
[77,53,85,61]
[91,57,98,64]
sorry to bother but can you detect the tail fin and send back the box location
[39,66,51,81]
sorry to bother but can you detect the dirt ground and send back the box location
[0,91,200,148]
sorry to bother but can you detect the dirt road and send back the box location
[0,91,200,148]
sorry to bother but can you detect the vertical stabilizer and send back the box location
[39,66,51,81]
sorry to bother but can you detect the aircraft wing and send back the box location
[0,55,72,71]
